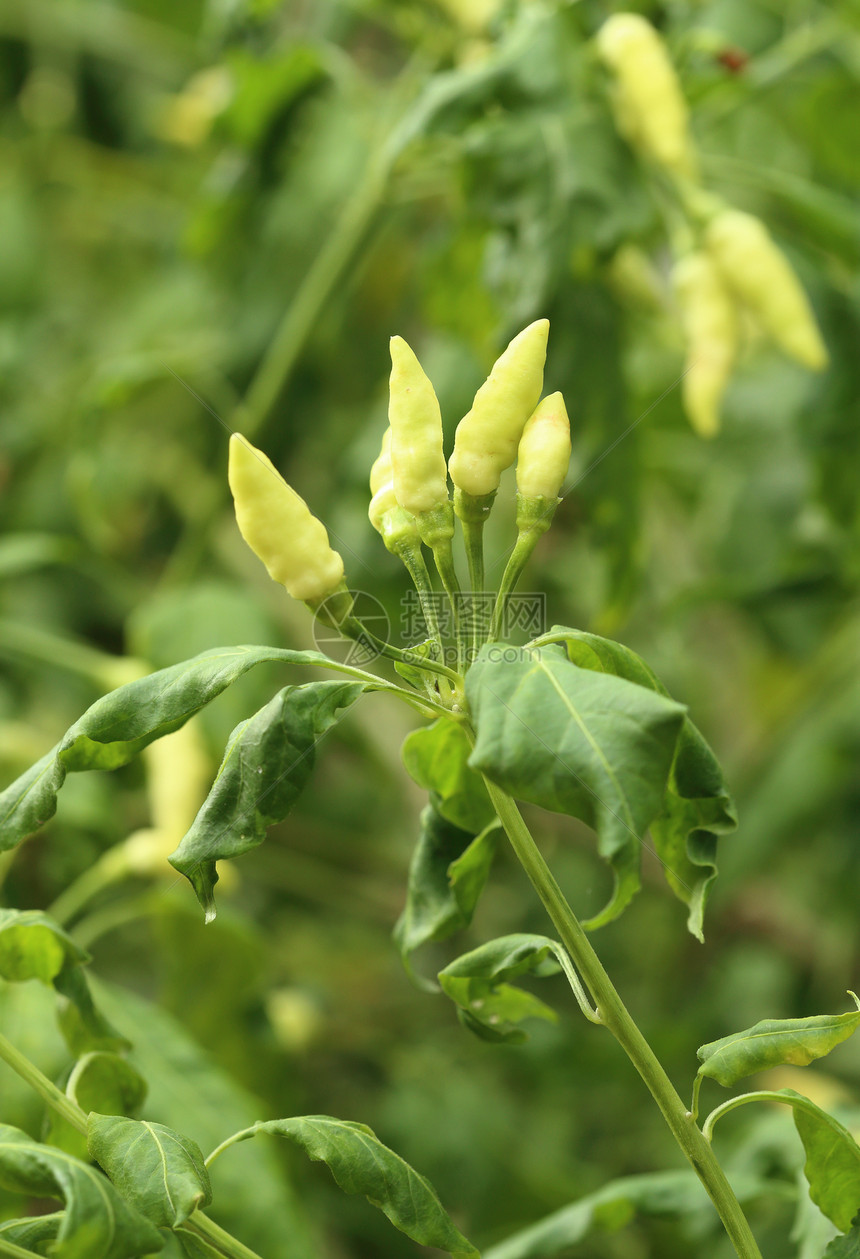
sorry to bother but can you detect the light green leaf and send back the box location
[88,1114,212,1229]
[169,680,370,918]
[466,644,686,928]
[393,804,500,986]
[0,1211,63,1252]
[483,1169,778,1259]
[68,1052,148,1117]
[220,1115,479,1257]
[786,1092,860,1232]
[438,934,561,1043]
[402,718,496,833]
[0,1123,164,1258]
[697,1000,860,1087]
[0,909,127,1054]
[545,627,737,940]
[0,645,351,852]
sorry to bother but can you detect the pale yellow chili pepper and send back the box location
[673,251,738,438]
[705,209,828,370]
[448,319,549,498]
[388,335,450,517]
[516,392,571,500]
[228,433,344,604]
[595,13,697,180]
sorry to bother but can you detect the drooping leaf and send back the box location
[402,718,496,833]
[824,1222,860,1258]
[697,1001,860,1087]
[0,1211,63,1252]
[784,1091,860,1232]
[218,1115,479,1257]
[0,645,354,852]
[0,1123,164,1258]
[482,1169,778,1259]
[88,1114,212,1229]
[0,909,127,1054]
[89,980,316,1257]
[466,644,686,928]
[68,1051,148,1117]
[544,627,737,939]
[438,934,562,1044]
[393,803,500,987]
[169,680,371,918]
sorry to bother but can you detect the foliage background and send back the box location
[0,0,858,1255]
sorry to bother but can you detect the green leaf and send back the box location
[393,804,500,987]
[0,909,127,1054]
[438,934,561,1043]
[89,979,316,1257]
[545,627,737,940]
[88,1114,212,1229]
[222,1115,479,1257]
[482,1169,778,1259]
[174,1228,223,1258]
[0,1211,63,1252]
[0,645,351,852]
[824,1223,860,1257]
[169,680,370,918]
[0,1123,164,1258]
[68,1051,148,1117]
[466,644,686,928]
[697,1000,860,1087]
[402,718,496,833]
[785,1092,860,1232]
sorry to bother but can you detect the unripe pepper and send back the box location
[368,427,422,554]
[672,251,738,438]
[388,336,449,516]
[516,392,571,500]
[228,433,344,604]
[705,209,828,370]
[596,13,697,180]
[448,319,549,498]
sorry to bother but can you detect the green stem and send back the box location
[395,541,444,649]
[429,538,464,671]
[702,1089,837,1144]
[489,531,538,643]
[0,1030,87,1135]
[481,780,763,1259]
[239,159,388,439]
[184,1213,264,1259]
[46,848,130,928]
[205,1126,257,1169]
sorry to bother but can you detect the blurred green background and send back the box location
[1,1,859,1256]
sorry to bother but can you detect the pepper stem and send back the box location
[490,494,559,642]
[454,488,496,663]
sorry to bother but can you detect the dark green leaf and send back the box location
[0,1123,164,1258]
[393,803,500,987]
[785,1091,860,1232]
[438,934,561,1043]
[402,718,496,833]
[0,909,127,1054]
[545,627,736,939]
[482,1169,778,1259]
[90,979,315,1257]
[0,645,351,852]
[222,1115,479,1257]
[824,1223,860,1257]
[169,680,370,918]
[466,644,686,928]
[697,1000,860,1086]
[88,1114,212,1229]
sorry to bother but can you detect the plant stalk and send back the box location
[481,780,763,1259]
[184,1212,265,1259]
[0,1030,87,1135]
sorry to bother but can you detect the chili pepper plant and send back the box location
[0,318,858,1259]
